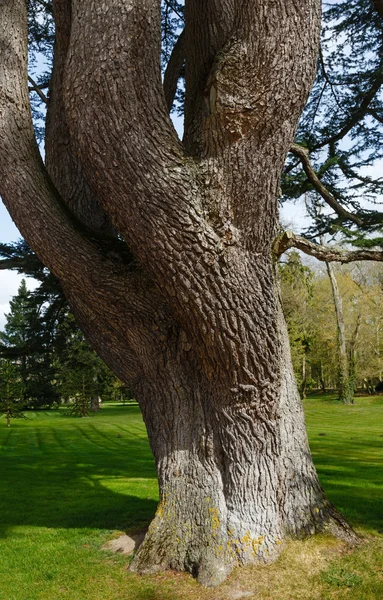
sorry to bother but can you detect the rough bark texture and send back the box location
[0,0,357,587]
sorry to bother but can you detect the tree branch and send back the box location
[1,1,201,391]
[164,0,184,22]
[163,29,184,113]
[290,143,364,226]
[28,78,50,92]
[28,75,48,104]
[311,67,383,151]
[0,258,26,271]
[318,46,344,116]
[274,230,383,262]
[46,0,116,235]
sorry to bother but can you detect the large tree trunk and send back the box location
[130,296,354,585]
[0,0,357,587]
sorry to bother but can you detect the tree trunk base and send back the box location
[130,498,359,587]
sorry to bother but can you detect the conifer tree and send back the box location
[0,360,26,427]
[0,279,58,409]
[56,313,115,415]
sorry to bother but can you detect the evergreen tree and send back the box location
[0,360,26,427]
[6,0,383,582]
[55,312,116,414]
[0,279,58,409]
[283,1,383,245]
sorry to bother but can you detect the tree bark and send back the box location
[319,360,326,393]
[301,354,307,399]
[326,263,354,404]
[130,297,355,585]
[348,312,361,398]
[0,0,358,587]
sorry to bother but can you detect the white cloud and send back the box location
[0,271,39,330]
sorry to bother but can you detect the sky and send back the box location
[0,203,38,330]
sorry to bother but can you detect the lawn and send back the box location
[0,396,382,600]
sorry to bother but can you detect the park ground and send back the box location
[0,395,382,600]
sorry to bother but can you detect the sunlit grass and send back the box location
[0,397,381,599]
[304,393,383,534]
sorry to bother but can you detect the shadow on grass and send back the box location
[0,405,158,538]
[313,460,383,533]
[0,464,158,538]
[1,403,382,540]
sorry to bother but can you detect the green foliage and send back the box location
[56,313,116,415]
[280,259,383,395]
[0,279,59,409]
[0,265,126,413]
[0,360,27,426]
[280,251,315,393]
[282,1,383,243]
[0,279,58,408]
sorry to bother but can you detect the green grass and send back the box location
[0,404,159,600]
[304,393,383,534]
[0,396,382,600]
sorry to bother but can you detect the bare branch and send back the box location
[28,75,48,104]
[318,46,345,116]
[274,230,383,262]
[164,0,184,22]
[163,29,184,113]
[28,79,49,92]
[290,143,364,226]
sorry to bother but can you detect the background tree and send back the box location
[326,262,355,404]
[279,251,315,397]
[281,260,383,396]
[0,279,59,409]
[283,1,383,245]
[56,312,115,415]
[0,360,26,427]
[0,268,120,411]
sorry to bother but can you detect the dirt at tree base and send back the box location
[102,530,147,555]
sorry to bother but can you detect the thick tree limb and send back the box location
[163,29,185,113]
[290,143,364,226]
[0,0,180,386]
[58,0,324,382]
[45,0,115,234]
[274,230,383,262]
